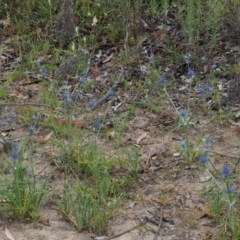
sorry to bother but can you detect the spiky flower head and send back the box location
[183,53,191,63]
[6,116,12,124]
[87,99,97,109]
[179,140,186,148]
[211,63,217,69]
[11,150,19,161]
[93,120,102,130]
[39,69,48,78]
[206,136,214,145]
[179,109,188,119]
[222,164,231,177]
[28,125,35,135]
[197,86,205,95]
[11,141,18,149]
[224,186,234,194]
[201,56,207,62]
[199,155,208,164]
[61,93,77,108]
[187,67,195,78]
[158,75,167,85]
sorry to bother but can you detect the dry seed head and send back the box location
[3,12,10,29]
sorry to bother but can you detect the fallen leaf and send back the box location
[105,228,113,237]
[43,131,53,141]
[8,91,28,100]
[4,38,12,44]
[102,53,113,63]
[141,153,150,170]
[218,41,226,51]
[74,14,80,26]
[218,84,223,91]
[18,77,40,85]
[95,237,108,240]
[173,152,180,157]
[128,202,136,208]
[151,112,177,125]
[152,197,169,205]
[141,19,149,29]
[229,120,238,126]
[153,28,165,37]
[142,144,163,157]
[203,64,209,73]
[136,132,148,144]
[199,173,212,182]
[5,228,15,240]
[193,205,211,220]
[55,119,85,127]
[92,15,98,26]
[163,184,174,193]
[235,111,240,118]
[33,131,53,144]
[107,131,115,139]
[89,66,100,77]
[48,146,60,157]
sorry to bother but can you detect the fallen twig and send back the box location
[0,103,56,109]
[153,206,163,240]
[124,17,129,55]
[107,218,147,240]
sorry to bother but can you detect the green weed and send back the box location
[0,130,49,224]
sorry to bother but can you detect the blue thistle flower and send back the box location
[206,136,214,145]
[87,99,97,109]
[6,116,12,124]
[158,75,167,85]
[222,164,231,176]
[183,53,191,63]
[93,120,102,130]
[224,186,234,194]
[63,99,72,108]
[179,109,188,119]
[208,87,214,94]
[199,155,208,164]
[28,125,35,135]
[202,147,210,154]
[39,69,48,78]
[79,76,85,84]
[61,93,77,101]
[179,140,186,148]
[31,115,38,121]
[148,54,154,62]
[197,86,205,95]
[11,141,18,149]
[211,63,217,69]
[81,68,88,76]
[11,150,19,161]
[61,93,77,108]
[201,56,207,62]
[187,67,195,78]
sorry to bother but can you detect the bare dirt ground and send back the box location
[0,101,240,240]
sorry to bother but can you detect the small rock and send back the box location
[128,202,136,209]
[94,236,108,240]
[200,174,212,182]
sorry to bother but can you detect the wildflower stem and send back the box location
[163,89,179,114]
[206,168,223,191]
[187,80,192,111]
[184,125,190,158]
